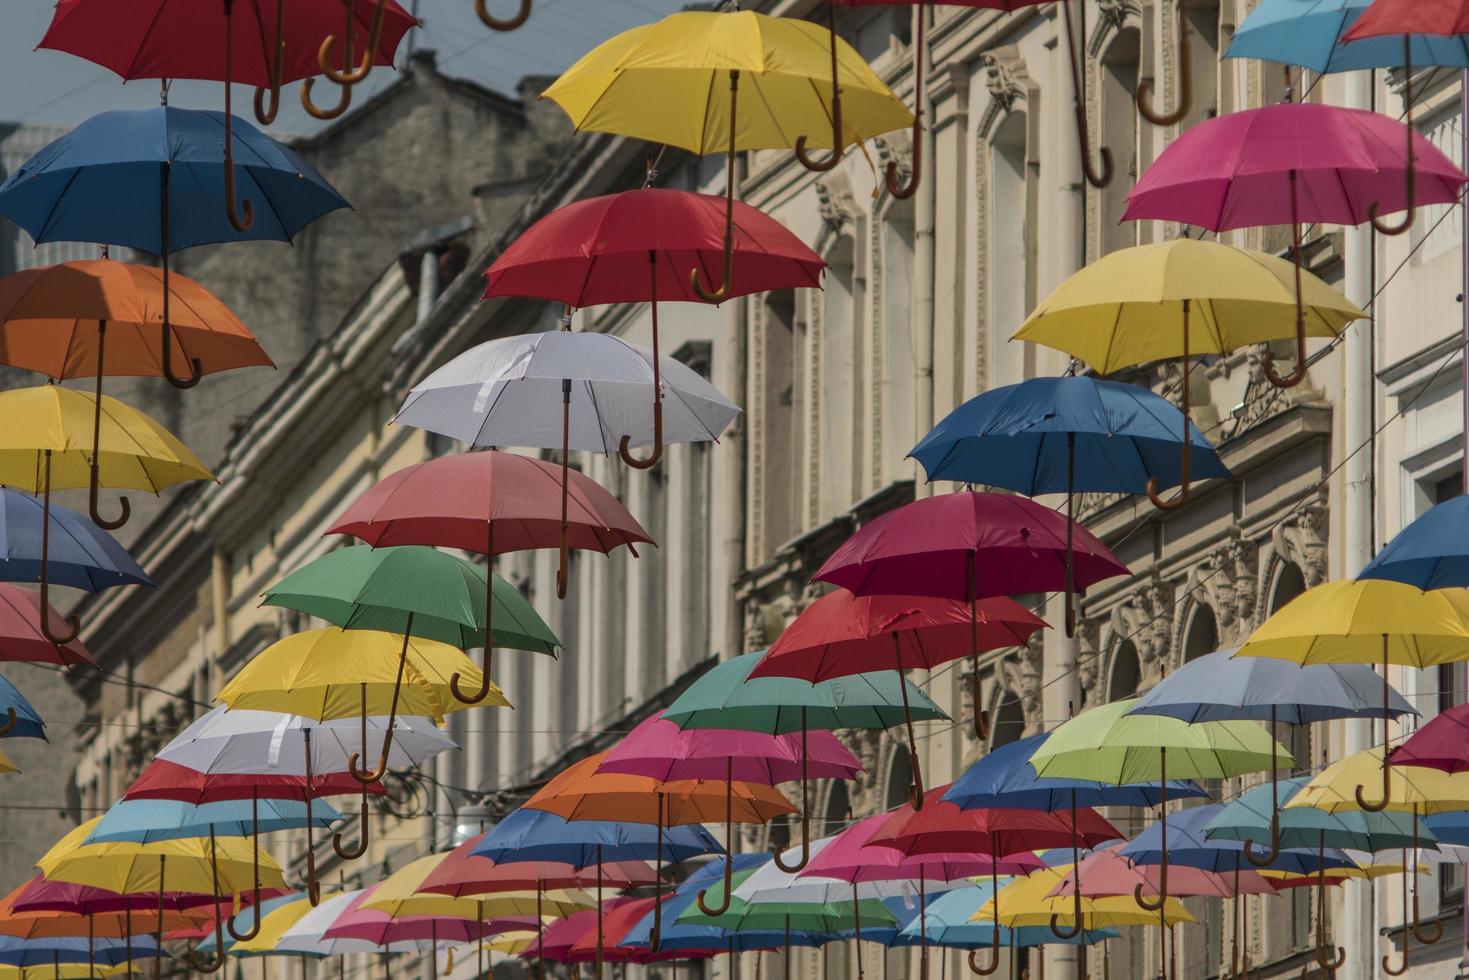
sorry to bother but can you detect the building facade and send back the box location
[63,2,1468,980]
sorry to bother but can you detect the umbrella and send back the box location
[480,185,820,466]
[1123,101,1465,387]
[544,9,909,300]
[566,898,711,965]
[0,675,46,741]
[327,448,652,618]
[0,489,149,596]
[1391,701,1469,774]
[909,376,1229,634]
[122,759,380,805]
[1226,0,1469,73]
[261,544,556,749]
[598,711,860,927]
[0,259,269,486]
[0,880,207,939]
[321,884,494,976]
[807,489,1127,737]
[1360,494,1469,588]
[902,883,1118,951]
[86,798,343,844]
[394,331,732,590]
[0,586,95,668]
[753,589,1044,804]
[417,832,655,897]
[1012,239,1366,508]
[0,105,342,388]
[0,385,207,642]
[39,0,414,215]
[192,892,304,958]
[36,818,286,975]
[1029,698,1287,919]
[1235,579,1469,810]
[1128,646,1415,862]
[358,854,592,920]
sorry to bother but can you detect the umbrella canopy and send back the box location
[543,10,911,155]
[599,712,861,784]
[0,586,95,667]
[1288,747,1469,815]
[1029,699,1290,785]
[523,751,795,826]
[193,892,306,956]
[1342,0,1469,41]
[472,809,723,868]
[214,627,506,722]
[262,545,559,652]
[265,892,384,957]
[1121,804,1357,875]
[910,375,1229,493]
[417,832,656,897]
[86,797,344,844]
[0,107,347,254]
[359,854,593,920]
[1226,0,1469,72]
[0,883,206,939]
[800,812,1043,884]
[972,866,1194,929]
[1207,778,1434,853]
[867,787,1120,858]
[153,705,456,776]
[482,188,825,306]
[715,848,903,918]
[395,330,740,462]
[0,676,46,741]
[1010,239,1367,374]
[8,876,226,916]
[1390,702,1469,773]
[902,883,1119,949]
[1047,844,1278,899]
[753,590,1047,681]
[0,491,149,592]
[37,819,286,894]
[0,934,163,967]
[566,898,709,964]
[1360,495,1469,589]
[122,759,380,805]
[323,884,497,946]
[942,732,1208,812]
[1122,102,1466,231]
[661,651,949,733]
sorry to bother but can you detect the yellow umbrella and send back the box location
[1237,581,1469,811]
[544,9,909,300]
[0,385,212,643]
[0,749,21,776]
[361,853,593,920]
[0,967,130,980]
[227,896,317,956]
[37,817,287,975]
[485,931,538,956]
[1010,239,1366,508]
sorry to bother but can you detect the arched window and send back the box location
[761,291,804,549]
[1182,604,1219,665]
[988,109,1030,388]
[880,200,915,473]
[990,696,1027,750]
[820,236,859,521]
[1108,640,1141,702]
[885,744,913,811]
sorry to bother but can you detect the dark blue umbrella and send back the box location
[1359,495,1469,589]
[0,674,47,741]
[0,934,166,968]
[0,106,347,387]
[1424,812,1469,848]
[909,376,1228,632]
[1128,647,1417,864]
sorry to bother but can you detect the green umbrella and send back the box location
[679,867,896,934]
[1029,699,1288,918]
[662,652,948,874]
[1206,777,1435,854]
[260,545,559,815]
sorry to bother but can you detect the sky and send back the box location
[2,0,692,135]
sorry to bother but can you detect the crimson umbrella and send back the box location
[327,451,652,702]
[0,585,95,668]
[39,0,416,223]
[802,490,1128,742]
[483,186,823,467]
[752,589,1045,807]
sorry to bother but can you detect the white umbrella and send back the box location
[732,837,950,905]
[395,328,740,596]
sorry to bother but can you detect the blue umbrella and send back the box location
[0,934,165,968]
[0,674,46,741]
[897,883,1119,950]
[1226,0,1469,74]
[86,798,344,845]
[473,809,723,868]
[0,489,150,592]
[1121,804,1356,876]
[0,106,346,388]
[1424,811,1469,848]
[910,377,1229,632]
[1128,647,1417,863]
[1360,495,1469,589]
[1205,777,1434,854]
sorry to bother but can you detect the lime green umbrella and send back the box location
[1030,699,1289,915]
[661,652,950,873]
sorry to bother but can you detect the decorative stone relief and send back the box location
[1273,501,1329,587]
[999,633,1045,735]
[1188,532,1261,646]
[1109,574,1177,690]
[1227,347,1327,439]
[1076,617,1103,711]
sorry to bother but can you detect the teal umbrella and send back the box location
[661,651,949,871]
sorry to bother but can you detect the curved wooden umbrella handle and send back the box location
[794,1,844,174]
[1136,751,1169,912]
[1410,809,1444,944]
[186,832,227,973]
[301,76,354,120]
[221,0,254,233]
[89,465,131,531]
[1264,171,1309,391]
[1371,38,1417,238]
[896,648,927,809]
[333,787,371,860]
[450,645,493,705]
[0,708,17,739]
[619,401,663,469]
[1150,303,1193,510]
[1354,758,1391,812]
[1049,895,1082,940]
[251,0,285,124]
[967,931,1001,976]
[476,0,532,31]
[226,796,263,941]
[87,328,131,530]
[317,0,390,85]
[1137,0,1190,126]
[774,719,811,872]
[698,763,736,917]
[1382,851,1411,974]
[161,323,203,390]
[885,8,924,199]
[692,72,739,303]
[354,636,408,779]
[1060,0,1112,188]
[1242,814,1281,868]
[39,452,81,647]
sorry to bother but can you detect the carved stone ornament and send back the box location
[815,173,857,236]
[1228,346,1326,439]
[1188,533,1261,647]
[1109,574,1177,691]
[980,45,1031,115]
[1273,502,1329,588]
[999,634,1045,735]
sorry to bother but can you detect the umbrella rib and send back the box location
[123,0,174,81]
[32,168,85,251]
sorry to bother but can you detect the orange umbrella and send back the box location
[0,259,269,530]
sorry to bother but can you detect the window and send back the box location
[989,110,1030,388]
[1108,641,1142,702]
[820,237,859,520]
[990,697,1027,750]
[1099,29,1140,255]
[881,202,915,473]
[762,292,805,548]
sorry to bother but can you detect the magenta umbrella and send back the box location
[597,712,862,930]
[1388,701,1469,773]
[801,812,1044,980]
[812,490,1129,739]
[1123,100,1467,388]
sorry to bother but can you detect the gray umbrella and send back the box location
[1127,647,1417,864]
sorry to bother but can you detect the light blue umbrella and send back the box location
[0,933,166,968]
[1226,0,1469,73]
[86,798,344,845]
[899,883,1119,950]
[1205,777,1435,853]
[194,892,310,958]
[1129,647,1416,863]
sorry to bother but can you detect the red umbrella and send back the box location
[39,0,416,222]
[807,490,1128,741]
[418,833,657,897]
[484,186,823,467]
[0,585,95,668]
[1389,702,1469,772]
[567,897,716,965]
[328,450,652,703]
[751,590,1044,807]
[121,759,382,805]
[867,787,1120,859]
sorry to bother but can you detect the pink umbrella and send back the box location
[321,885,495,947]
[1123,100,1467,387]
[800,812,1045,980]
[597,712,862,929]
[528,908,598,964]
[810,490,1128,740]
